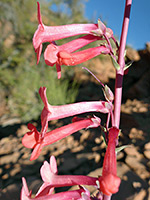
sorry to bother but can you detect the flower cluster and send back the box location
[21,156,98,200]
[20,1,131,199]
[33,2,114,79]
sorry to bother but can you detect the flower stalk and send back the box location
[114,0,132,128]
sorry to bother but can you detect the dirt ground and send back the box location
[0,46,150,200]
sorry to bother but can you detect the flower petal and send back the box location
[22,125,40,149]
[20,177,32,200]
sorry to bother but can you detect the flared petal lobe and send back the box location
[22,116,101,161]
[22,124,40,149]
[44,35,101,67]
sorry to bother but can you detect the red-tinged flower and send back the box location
[33,2,99,64]
[39,86,112,131]
[21,176,90,200]
[40,156,98,188]
[44,35,101,78]
[98,127,121,196]
[22,116,101,161]
[44,35,101,66]
[57,45,110,66]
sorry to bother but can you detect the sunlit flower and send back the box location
[40,156,98,188]
[98,127,121,196]
[33,2,113,65]
[44,35,101,78]
[33,2,98,64]
[39,86,112,136]
[21,176,91,200]
[22,116,101,161]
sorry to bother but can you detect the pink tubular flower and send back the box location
[33,2,113,64]
[22,115,101,161]
[44,35,101,78]
[57,45,110,66]
[21,176,91,200]
[98,127,121,196]
[40,156,98,188]
[44,41,110,78]
[33,2,98,64]
[39,86,112,135]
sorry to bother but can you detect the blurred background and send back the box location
[0,0,150,200]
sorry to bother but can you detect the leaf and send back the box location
[111,56,120,71]
[115,145,130,154]
[124,61,133,71]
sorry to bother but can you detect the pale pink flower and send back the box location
[33,2,113,65]
[33,2,98,64]
[21,176,91,200]
[39,86,112,136]
[40,156,98,188]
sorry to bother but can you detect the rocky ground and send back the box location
[0,44,150,200]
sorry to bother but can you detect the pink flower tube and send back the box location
[98,127,121,196]
[22,116,101,161]
[57,45,110,66]
[39,86,112,136]
[40,156,98,188]
[44,35,101,78]
[21,176,90,200]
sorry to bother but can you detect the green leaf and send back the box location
[111,56,120,71]
[115,145,130,154]
[124,61,133,71]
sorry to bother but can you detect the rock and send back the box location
[129,128,144,140]
[0,152,20,165]
[0,183,21,200]
[146,42,150,53]
[16,125,29,137]
[125,156,150,179]
[133,189,146,200]
[144,150,150,159]
[126,48,140,61]
[10,166,21,177]
[124,146,143,159]
[112,162,148,200]
[144,142,150,150]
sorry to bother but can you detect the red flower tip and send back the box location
[108,126,119,140]
[99,173,121,196]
